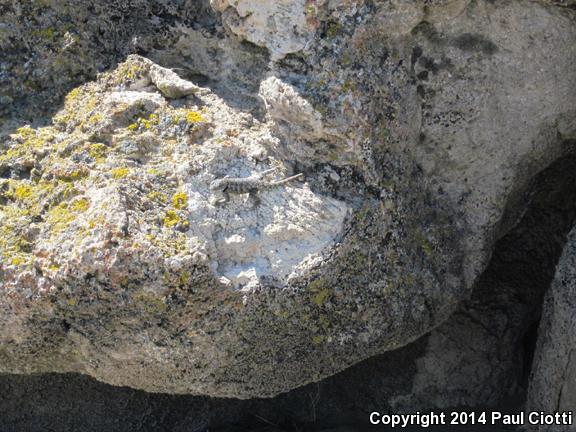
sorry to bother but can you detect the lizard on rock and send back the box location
[209,167,303,206]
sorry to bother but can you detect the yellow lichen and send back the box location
[87,112,104,126]
[10,256,27,266]
[172,191,187,210]
[88,215,105,229]
[88,143,108,162]
[1,127,53,165]
[67,298,78,307]
[148,191,167,203]
[185,111,204,124]
[46,203,75,233]
[0,205,32,262]
[14,125,36,139]
[163,210,181,227]
[61,168,88,182]
[14,184,33,200]
[128,113,159,131]
[111,167,129,179]
[65,88,82,104]
[116,62,143,82]
[70,198,89,212]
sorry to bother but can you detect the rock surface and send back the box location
[0,0,575,400]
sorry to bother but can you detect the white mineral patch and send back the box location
[184,164,349,287]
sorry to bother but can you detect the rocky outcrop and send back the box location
[1,0,576,400]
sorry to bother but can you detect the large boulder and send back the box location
[0,0,575,399]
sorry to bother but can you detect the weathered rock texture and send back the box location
[0,0,575,400]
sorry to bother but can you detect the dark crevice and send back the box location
[461,151,576,406]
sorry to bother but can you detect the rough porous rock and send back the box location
[527,226,576,431]
[0,0,575,400]
[149,64,209,99]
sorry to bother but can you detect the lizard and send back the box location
[209,167,303,206]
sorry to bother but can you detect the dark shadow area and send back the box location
[466,152,576,398]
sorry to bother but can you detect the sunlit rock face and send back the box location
[0,0,575,399]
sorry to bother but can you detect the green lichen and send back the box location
[145,231,189,257]
[133,291,167,315]
[413,230,434,258]
[312,289,332,307]
[32,27,57,40]
[342,79,357,92]
[308,277,332,307]
[312,335,325,345]
[178,271,191,287]
[326,21,342,39]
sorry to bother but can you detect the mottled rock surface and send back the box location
[1,0,575,400]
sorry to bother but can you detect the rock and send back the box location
[149,64,208,99]
[1,0,576,402]
[211,0,317,60]
[259,77,350,165]
[527,226,576,431]
[0,55,357,398]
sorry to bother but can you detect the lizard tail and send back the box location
[257,167,279,178]
[271,173,304,186]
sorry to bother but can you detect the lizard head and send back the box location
[209,178,228,192]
